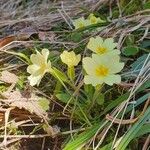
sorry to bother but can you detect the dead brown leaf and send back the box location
[0,89,57,136]
[0,36,15,48]
[38,31,55,41]
[0,71,18,84]
[0,27,37,48]
[2,90,48,119]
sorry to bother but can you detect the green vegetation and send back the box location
[0,0,149,149]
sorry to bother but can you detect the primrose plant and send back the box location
[27,36,124,120]
[27,36,124,88]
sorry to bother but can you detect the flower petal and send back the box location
[104,74,121,85]
[77,54,81,63]
[108,49,120,55]
[30,53,44,65]
[73,54,81,66]
[109,62,124,74]
[73,17,87,29]
[84,75,103,86]
[27,64,39,74]
[88,14,104,24]
[83,57,98,75]
[103,38,117,51]
[46,61,52,71]
[28,75,42,86]
[60,51,81,67]
[87,37,103,53]
[27,49,52,86]
[41,49,49,60]
[92,53,120,66]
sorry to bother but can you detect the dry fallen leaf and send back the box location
[2,90,49,119]
[0,36,15,48]
[38,31,55,41]
[0,71,18,84]
[0,27,37,48]
[0,89,57,136]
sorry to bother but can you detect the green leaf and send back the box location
[135,124,150,138]
[95,93,104,105]
[100,93,129,117]
[63,93,149,150]
[143,2,150,9]
[70,32,82,42]
[125,34,135,45]
[56,93,73,104]
[38,98,50,111]
[137,80,150,92]
[115,107,150,150]
[140,40,150,49]
[130,54,150,76]
[54,81,63,94]
[101,124,150,150]
[17,52,31,64]
[84,84,95,100]
[122,46,139,56]
[125,93,150,114]
[63,122,106,150]
[5,51,31,64]
[52,67,69,83]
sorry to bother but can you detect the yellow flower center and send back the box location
[96,47,107,54]
[95,65,109,77]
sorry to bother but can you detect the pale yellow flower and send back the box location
[73,14,104,29]
[27,49,52,86]
[60,51,81,67]
[73,17,90,29]
[88,13,104,24]
[87,36,120,55]
[83,53,124,86]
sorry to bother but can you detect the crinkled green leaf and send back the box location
[56,93,73,104]
[71,32,82,42]
[38,98,50,111]
[95,93,104,105]
[52,67,69,83]
[125,34,135,45]
[122,46,139,56]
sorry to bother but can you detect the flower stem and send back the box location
[54,80,62,94]
[67,66,75,82]
[89,84,103,111]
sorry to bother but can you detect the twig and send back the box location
[41,137,45,150]
[57,9,73,30]
[106,98,150,124]
[142,135,150,150]
[138,26,149,42]
[0,134,50,139]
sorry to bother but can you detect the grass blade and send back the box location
[115,106,150,150]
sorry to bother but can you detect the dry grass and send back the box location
[0,0,150,150]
